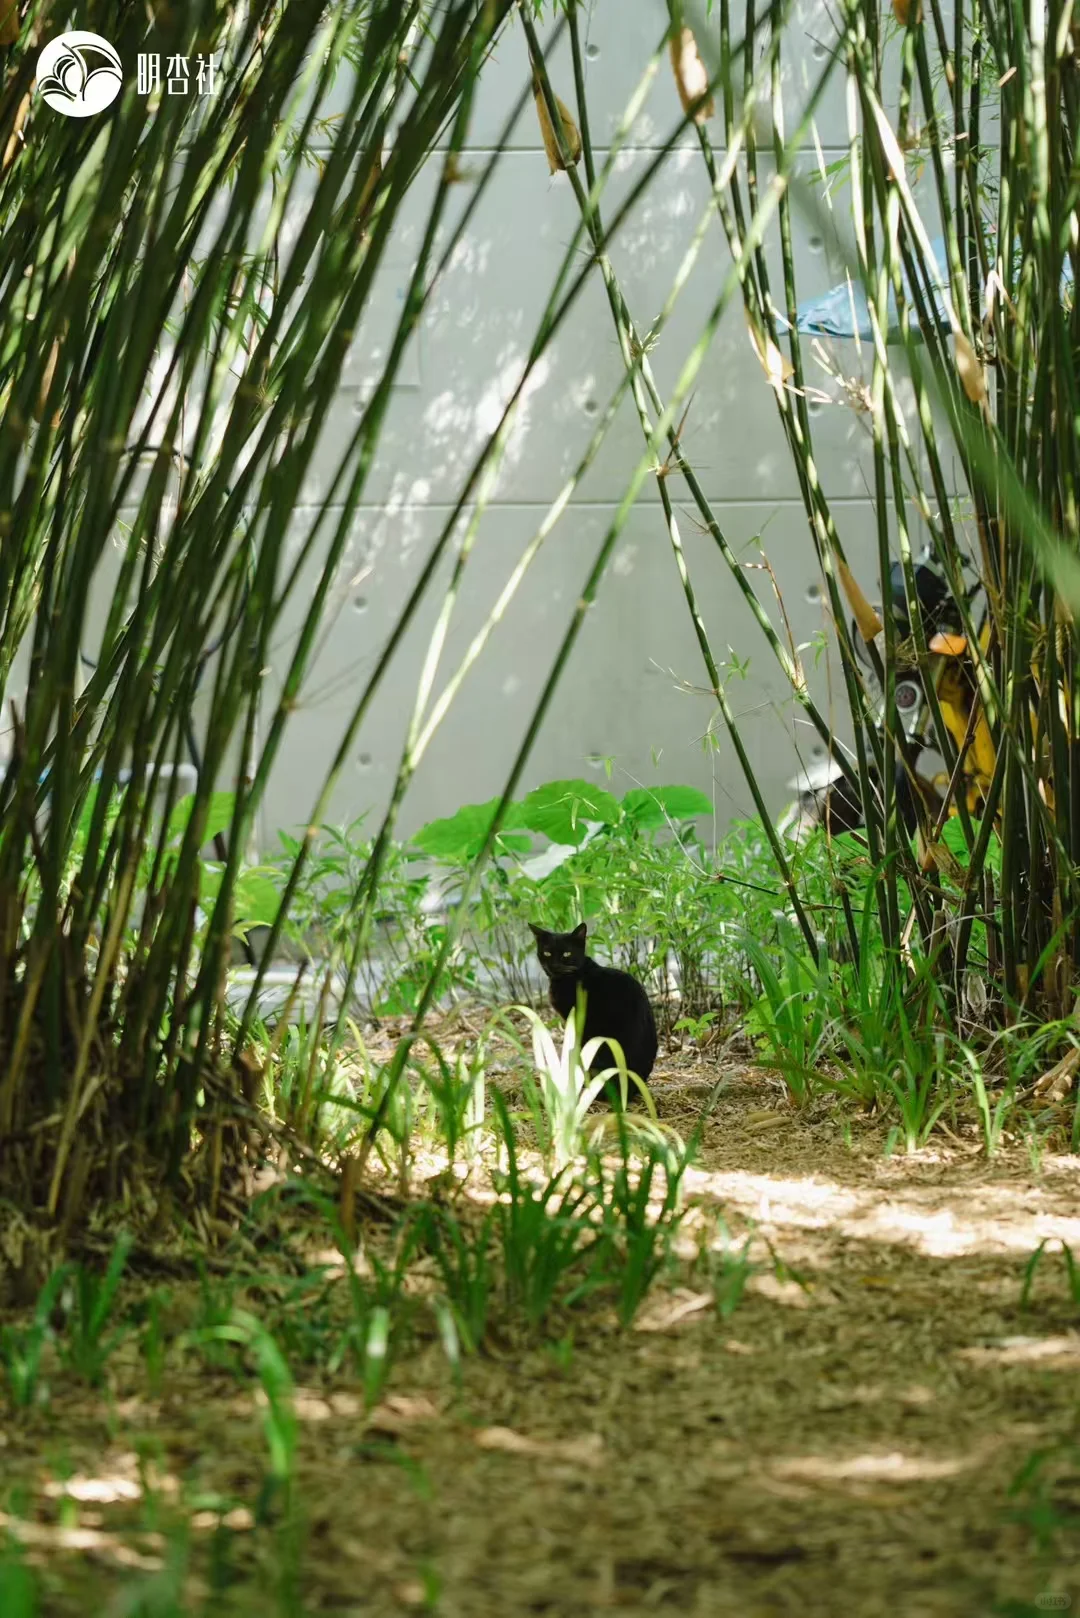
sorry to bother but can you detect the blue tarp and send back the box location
[779,234,1074,341]
[776,234,950,340]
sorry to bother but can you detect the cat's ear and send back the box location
[528,922,543,939]
[571,922,587,942]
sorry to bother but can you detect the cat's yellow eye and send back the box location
[562,950,572,957]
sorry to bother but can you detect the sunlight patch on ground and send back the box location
[684,1167,1080,1257]
[42,1475,141,1504]
[770,1449,971,1484]
[0,1510,164,1567]
[473,1426,605,1467]
[957,1334,1080,1367]
[191,1506,255,1531]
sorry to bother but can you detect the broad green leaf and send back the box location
[234,870,286,927]
[165,791,237,851]
[411,798,531,863]
[940,815,1002,876]
[519,779,621,845]
[621,785,712,828]
[199,864,282,926]
[74,782,103,843]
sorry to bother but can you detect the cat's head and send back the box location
[529,921,587,979]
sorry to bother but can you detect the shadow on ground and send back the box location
[2,1064,1079,1617]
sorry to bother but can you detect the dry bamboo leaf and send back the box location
[532,80,581,174]
[356,148,382,234]
[750,1273,812,1307]
[393,1583,430,1610]
[745,1109,789,1130]
[971,710,996,780]
[634,1289,714,1332]
[29,337,59,426]
[891,0,923,22]
[916,830,967,884]
[338,1152,359,1247]
[746,313,794,395]
[474,1426,604,1466]
[669,25,714,124]
[328,152,383,241]
[366,1395,440,1435]
[0,1,18,44]
[963,971,988,1018]
[872,107,907,182]
[1032,1045,1080,1102]
[836,555,884,641]
[954,330,987,405]
[235,1046,264,1105]
[2,89,29,173]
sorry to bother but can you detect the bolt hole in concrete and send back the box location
[357,753,372,768]
[586,42,600,59]
[353,596,368,612]
[583,397,599,416]
[806,581,823,603]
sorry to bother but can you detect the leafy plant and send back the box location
[415,1203,496,1355]
[60,1232,133,1386]
[0,1544,36,1618]
[135,1287,170,1398]
[412,1035,488,1170]
[184,1311,297,1520]
[1,0,602,1227]
[741,934,833,1106]
[594,1115,692,1327]
[490,1092,607,1330]
[515,1001,619,1169]
[1006,1442,1080,1559]
[700,1220,758,1321]
[970,1061,1016,1158]
[1020,1241,1080,1314]
[879,1049,955,1157]
[673,1010,722,1046]
[0,1265,69,1410]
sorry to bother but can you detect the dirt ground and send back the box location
[3,1056,1080,1617]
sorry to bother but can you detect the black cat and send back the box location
[529,922,658,1105]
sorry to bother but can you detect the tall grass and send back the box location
[0,0,544,1214]
[5,0,1071,1232]
[516,0,1080,1057]
[2,0,807,1218]
[689,0,1080,1031]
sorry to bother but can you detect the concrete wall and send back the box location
[265,0,925,850]
[12,0,960,850]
